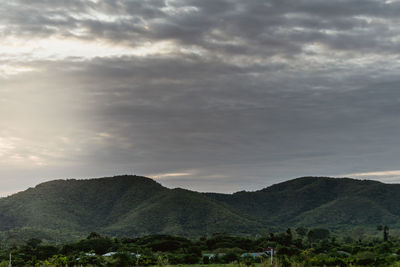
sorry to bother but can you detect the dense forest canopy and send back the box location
[1,229,400,266]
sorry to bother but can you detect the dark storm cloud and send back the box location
[2,0,400,192]
[13,50,397,191]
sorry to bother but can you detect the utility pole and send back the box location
[136,251,140,267]
[8,251,11,267]
[270,247,274,267]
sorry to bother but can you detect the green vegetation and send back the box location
[1,175,400,241]
[2,230,400,266]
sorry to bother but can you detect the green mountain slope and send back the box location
[0,176,166,231]
[103,188,263,236]
[0,175,266,240]
[207,177,400,229]
[1,175,400,241]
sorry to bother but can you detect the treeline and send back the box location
[1,227,400,266]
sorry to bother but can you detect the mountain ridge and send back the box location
[0,175,398,242]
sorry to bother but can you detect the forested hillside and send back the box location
[0,175,399,242]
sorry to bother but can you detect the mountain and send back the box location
[207,177,400,230]
[0,175,399,242]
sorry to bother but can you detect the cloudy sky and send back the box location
[2,0,400,195]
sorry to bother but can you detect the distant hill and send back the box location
[0,175,399,242]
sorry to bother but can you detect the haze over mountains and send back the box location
[0,175,398,242]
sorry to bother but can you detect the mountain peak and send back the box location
[261,176,382,192]
[33,175,162,191]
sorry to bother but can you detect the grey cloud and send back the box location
[4,51,395,191]
[2,0,400,193]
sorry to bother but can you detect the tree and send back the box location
[295,227,308,239]
[377,225,389,242]
[26,238,42,248]
[307,228,330,243]
[286,228,293,241]
[383,225,389,242]
[87,232,102,239]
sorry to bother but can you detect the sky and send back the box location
[2,0,400,195]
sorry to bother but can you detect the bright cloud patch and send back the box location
[346,170,400,183]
